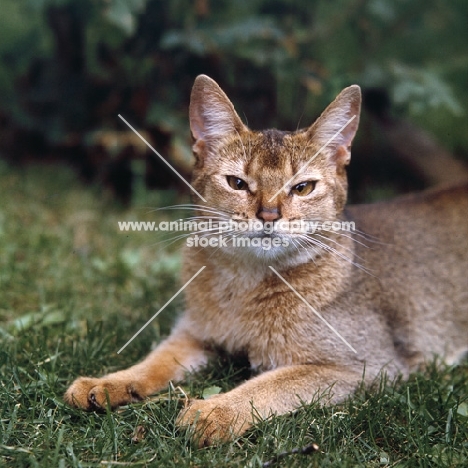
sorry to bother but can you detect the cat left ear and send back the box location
[190,75,248,159]
[307,85,361,166]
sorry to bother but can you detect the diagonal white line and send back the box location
[117,266,206,354]
[118,114,207,202]
[268,115,356,202]
[268,266,357,354]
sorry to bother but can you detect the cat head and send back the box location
[188,75,361,261]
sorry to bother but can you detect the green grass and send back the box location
[0,163,467,467]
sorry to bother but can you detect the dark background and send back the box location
[1,0,467,204]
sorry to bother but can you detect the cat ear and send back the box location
[189,75,248,158]
[307,85,361,166]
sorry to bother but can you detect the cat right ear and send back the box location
[189,75,247,160]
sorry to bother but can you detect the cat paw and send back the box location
[176,397,251,447]
[64,376,144,410]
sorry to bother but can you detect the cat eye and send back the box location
[290,181,316,197]
[227,176,248,191]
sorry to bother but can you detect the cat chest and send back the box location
[189,274,333,370]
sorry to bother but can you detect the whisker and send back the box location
[330,230,371,249]
[296,111,305,132]
[313,232,367,263]
[291,236,319,264]
[148,203,235,217]
[235,129,248,162]
[295,140,321,174]
[299,217,386,246]
[153,227,235,248]
[184,215,230,221]
[295,233,374,276]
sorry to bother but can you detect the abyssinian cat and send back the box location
[65,75,468,446]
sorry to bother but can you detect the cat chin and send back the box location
[214,242,319,267]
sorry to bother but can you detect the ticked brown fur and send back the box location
[65,75,468,446]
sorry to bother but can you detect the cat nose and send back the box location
[256,207,281,222]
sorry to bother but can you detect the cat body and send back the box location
[182,184,468,375]
[65,75,468,446]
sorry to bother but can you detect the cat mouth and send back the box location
[243,231,279,239]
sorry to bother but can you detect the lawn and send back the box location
[0,162,467,467]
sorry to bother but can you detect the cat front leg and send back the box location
[64,330,209,410]
[176,363,363,446]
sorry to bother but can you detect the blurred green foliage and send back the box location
[0,0,467,155]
